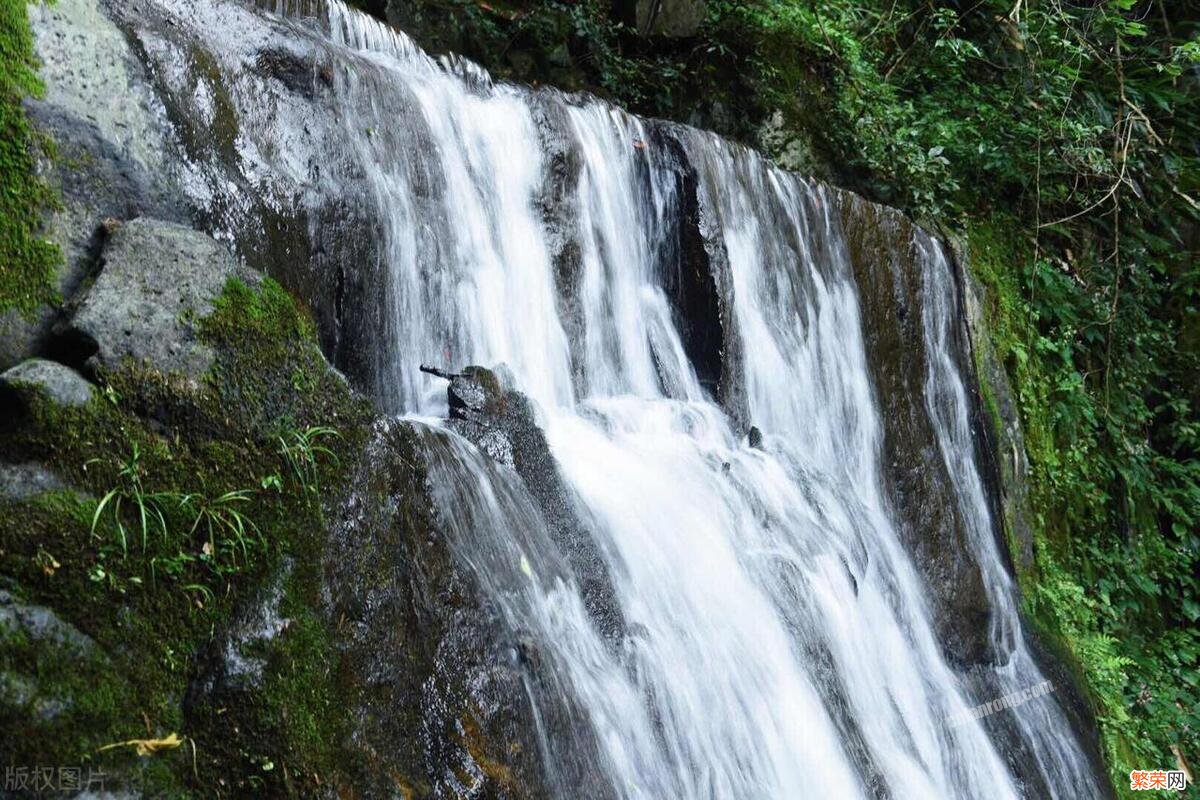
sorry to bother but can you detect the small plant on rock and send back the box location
[179,488,263,564]
[89,443,171,557]
[278,424,340,502]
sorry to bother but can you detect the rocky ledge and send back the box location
[0,218,569,798]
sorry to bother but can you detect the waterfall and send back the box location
[919,240,1103,798]
[121,0,1103,795]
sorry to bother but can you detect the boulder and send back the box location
[0,463,65,501]
[0,0,187,374]
[0,358,94,408]
[65,219,240,382]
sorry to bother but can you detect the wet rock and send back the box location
[528,97,587,389]
[29,0,175,180]
[957,249,1035,575]
[747,426,763,449]
[255,46,322,100]
[323,419,556,799]
[64,219,240,381]
[25,101,189,316]
[0,463,65,501]
[836,194,994,668]
[441,366,627,644]
[0,358,94,408]
[646,126,730,403]
[92,0,410,404]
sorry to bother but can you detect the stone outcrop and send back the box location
[0,358,94,409]
[63,219,241,382]
[836,193,996,668]
[955,243,1036,575]
[320,419,556,799]
[437,365,626,645]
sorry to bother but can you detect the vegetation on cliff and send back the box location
[0,0,59,315]
[0,274,372,795]
[384,0,1199,792]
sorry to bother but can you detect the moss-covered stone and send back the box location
[0,0,62,317]
[0,272,370,796]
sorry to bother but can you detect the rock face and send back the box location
[323,418,590,799]
[957,249,1036,575]
[624,0,708,37]
[836,194,996,667]
[188,563,293,700]
[0,359,94,408]
[647,128,736,408]
[951,241,1113,796]
[64,220,240,381]
[442,366,626,644]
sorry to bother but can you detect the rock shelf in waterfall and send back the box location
[0,0,1113,797]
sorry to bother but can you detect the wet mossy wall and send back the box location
[0,274,374,796]
[0,0,60,316]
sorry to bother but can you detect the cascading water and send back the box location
[919,240,1104,798]
[113,0,1105,795]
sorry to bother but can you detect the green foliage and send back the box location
[0,0,61,315]
[972,213,1199,795]
[84,438,269,595]
[89,442,170,557]
[278,425,341,503]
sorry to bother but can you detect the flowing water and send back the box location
[138,1,1104,795]
[919,240,1103,797]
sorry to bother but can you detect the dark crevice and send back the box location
[648,127,725,398]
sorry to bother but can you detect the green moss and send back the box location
[0,489,203,796]
[200,276,370,437]
[0,277,372,793]
[184,44,240,166]
[0,0,61,316]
